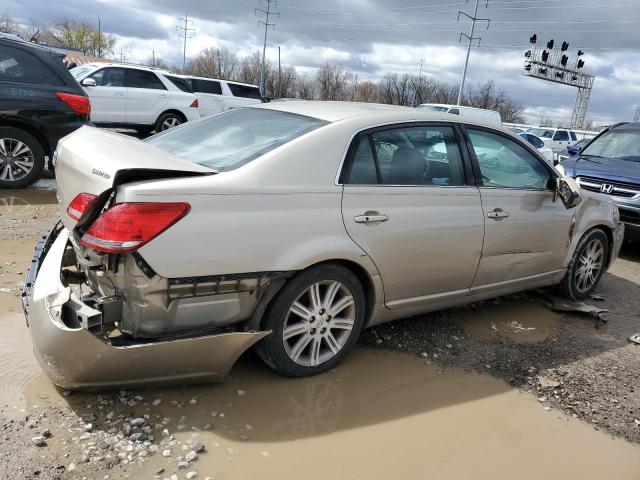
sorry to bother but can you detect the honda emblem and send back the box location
[600,184,614,194]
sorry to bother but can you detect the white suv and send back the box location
[70,63,199,133]
[166,74,262,117]
[526,127,578,154]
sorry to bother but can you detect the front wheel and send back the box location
[559,228,609,300]
[256,264,367,377]
[0,127,45,188]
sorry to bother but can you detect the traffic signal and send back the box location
[530,34,537,44]
[561,41,569,51]
[542,50,549,62]
[577,59,585,69]
[561,55,568,66]
[547,39,554,49]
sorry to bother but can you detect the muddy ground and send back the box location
[0,183,639,480]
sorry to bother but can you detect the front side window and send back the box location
[468,129,551,190]
[580,129,640,162]
[347,125,465,186]
[146,108,327,171]
[0,44,63,85]
[192,79,222,95]
[88,67,125,87]
[228,83,261,99]
[553,130,570,141]
[126,69,166,90]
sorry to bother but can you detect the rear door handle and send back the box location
[112,91,124,96]
[354,213,389,224]
[487,209,509,220]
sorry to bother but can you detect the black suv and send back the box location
[0,33,91,188]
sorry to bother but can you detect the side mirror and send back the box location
[81,77,96,87]
[557,177,581,209]
[567,144,581,156]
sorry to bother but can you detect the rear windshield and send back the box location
[146,108,327,171]
[580,129,640,162]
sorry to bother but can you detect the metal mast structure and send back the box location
[524,36,595,129]
[255,0,279,97]
[456,0,490,106]
[176,11,195,74]
[634,105,640,122]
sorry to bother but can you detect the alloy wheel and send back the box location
[575,238,604,293]
[283,280,356,367]
[0,137,34,183]
[161,117,181,131]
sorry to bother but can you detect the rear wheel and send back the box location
[559,228,609,300]
[155,112,184,132]
[256,264,366,377]
[0,127,45,188]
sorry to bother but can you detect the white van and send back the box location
[168,75,262,117]
[418,103,502,126]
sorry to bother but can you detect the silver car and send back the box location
[23,102,624,388]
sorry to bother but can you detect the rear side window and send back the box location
[346,125,465,186]
[227,83,261,99]
[88,67,125,87]
[146,108,327,171]
[126,69,166,90]
[164,75,192,93]
[447,108,460,115]
[570,131,577,141]
[192,79,222,95]
[0,44,64,85]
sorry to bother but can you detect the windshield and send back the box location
[580,129,640,162]
[146,108,327,171]
[70,65,93,79]
[528,128,554,139]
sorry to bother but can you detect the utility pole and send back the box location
[413,58,425,107]
[278,45,281,98]
[418,58,424,77]
[456,0,490,106]
[97,18,101,58]
[176,11,195,74]
[152,49,155,67]
[634,105,640,123]
[255,0,279,97]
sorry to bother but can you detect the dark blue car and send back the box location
[562,122,640,241]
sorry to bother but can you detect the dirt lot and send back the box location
[1,183,639,480]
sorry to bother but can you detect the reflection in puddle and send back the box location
[0,188,57,212]
[454,300,562,343]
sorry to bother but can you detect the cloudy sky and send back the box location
[6,0,640,125]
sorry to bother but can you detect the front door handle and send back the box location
[158,94,167,98]
[354,213,389,224]
[112,91,125,96]
[487,208,509,220]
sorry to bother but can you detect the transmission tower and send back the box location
[456,0,490,106]
[255,0,279,97]
[634,105,640,123]
[524,36,595,129]
[176,11,195,74]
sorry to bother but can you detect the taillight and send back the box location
[56,92,91,115]
[189,99,199,108]
[80,202,190,253]
[67,193,98,221]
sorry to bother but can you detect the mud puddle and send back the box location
[454,299,562,343]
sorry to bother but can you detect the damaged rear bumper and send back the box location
[23,226,269,389]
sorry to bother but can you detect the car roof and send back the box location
[252,100,507,126]
[78,62,169,74]
[179,74,259,89]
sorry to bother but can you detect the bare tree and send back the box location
[53,18,115,56]
[466,81,524,123]
[295,74,317,100]
[354,80,379,103]
[315,63,352,101]
[186,47,238,80]
[0,12,17,34]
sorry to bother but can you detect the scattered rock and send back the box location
[538,376,561,389]
[186,471,198,479]
[129,417,145,427]
[32,436,47,447]
[185,450,197,462]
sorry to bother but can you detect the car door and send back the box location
[83,67,126,123]
[463,126,574,292]
[341,123,485,308]
[192,79,225,116]
[124,69,168,125]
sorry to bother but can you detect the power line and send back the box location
[457,0,490,105]
[176,11,194,74]
[255,0,279,96]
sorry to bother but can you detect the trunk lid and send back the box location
[55,126,214,231]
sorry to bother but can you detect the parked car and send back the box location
[418,104,502,126]
[527,126,578,154]
[171,75,262,117]
[24,102,623,388]
[561,122,640,242]
[518,132,554,164]
[0,33,91,188]
[70,63,199,133]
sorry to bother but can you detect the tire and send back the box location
[256,264,367,377]
[559,228,609,300]
[0,127,45,188]
[154,112,184,133]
